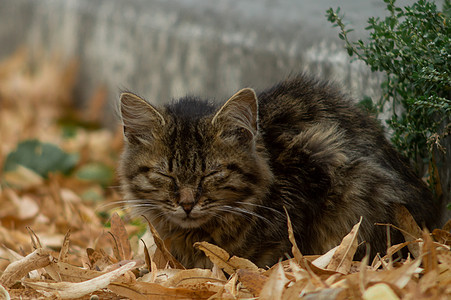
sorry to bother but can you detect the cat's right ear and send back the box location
[211,88,258,145]
[120,92,165,144]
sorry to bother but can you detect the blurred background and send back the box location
[0,0,418,125]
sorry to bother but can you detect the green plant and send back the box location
[3,139,79,179]
[327,0,450,200]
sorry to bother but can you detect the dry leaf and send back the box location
[108,281,216,299]
[153,247,170,269]
[237,269,268,296]
[394,204,423,258]
[437,261,451,292]
[266,257,336,282]
[212,263,228,281]
[384,239,423,260]
[58,229,71,263]
[419,269,439,294]
[45,261,104,282]
[162,268,218,288]
[282,280,308,300]
[358,254,371,295]
[288,259,309,282]
[143,216,185,269]
[224,273,238,297]
[259,262,289,300]
[437,248,451,267]
[326,217,362,274]
[312,245,338,269]
[2,165,44,189]
[24,261,136,299]
[4,189,40,219]
[108,231,125,262]
[304,288,347,300]
[363,283,400,300]
[374,256,423,289]
[284,207,303,263]
[0,283,10,300]
[140,268,181,285]
[443,219,451,232]
[104,283,147,300]
[422,230,439,274]
[110,212,132,260]
[194,241,259,275]
[146,259,159,283]
[90,247,118,270]
[432,228,451,245]
[86,247,116,270]
[0,248,53,288]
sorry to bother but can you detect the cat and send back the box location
[118,74,440,268]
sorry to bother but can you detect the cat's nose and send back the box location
[179,187,195,214]
[180,202,194,214]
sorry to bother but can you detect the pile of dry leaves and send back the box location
[0,50,450,299]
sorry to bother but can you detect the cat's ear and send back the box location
[212,88,258,142]
[120,92,165,144]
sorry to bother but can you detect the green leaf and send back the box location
[81,187,105,203]
[358,96,377,114]
[75,163,114,187]
[3,139,79,178]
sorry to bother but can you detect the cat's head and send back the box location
[118,89,273,229]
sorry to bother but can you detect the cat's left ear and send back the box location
[212,88,258,139]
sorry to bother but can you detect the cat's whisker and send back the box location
[207,211,231,225]
[106,185,122,189]
[97,201,139,210]
[200,200,268,224]
[128,207,166,220]
[216,205,270,224]
[123,204,161,212]
[235,201,285,217]
[97,199,162,209]
[231,207,271,223]
[200,199,271,222]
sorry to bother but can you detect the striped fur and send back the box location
[118,74,440,268]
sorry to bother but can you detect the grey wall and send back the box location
[0,0,395,114]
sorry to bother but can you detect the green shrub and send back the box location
[326,0,450,201]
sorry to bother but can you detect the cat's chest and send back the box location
[163,224,246,268]
[167,230,212,268]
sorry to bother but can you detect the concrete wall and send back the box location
[0,0,394,112]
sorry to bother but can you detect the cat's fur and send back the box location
[118,74,440,268]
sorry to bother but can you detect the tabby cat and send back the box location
[118,74,439,268]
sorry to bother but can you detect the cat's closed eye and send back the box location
[220,186,239,192]
[201,170,224,182]
[137,166,151,173]
[203,170,220,178]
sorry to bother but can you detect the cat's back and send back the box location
[257,74,376,138]
[256,74,385,163]
[254,74,438,254]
